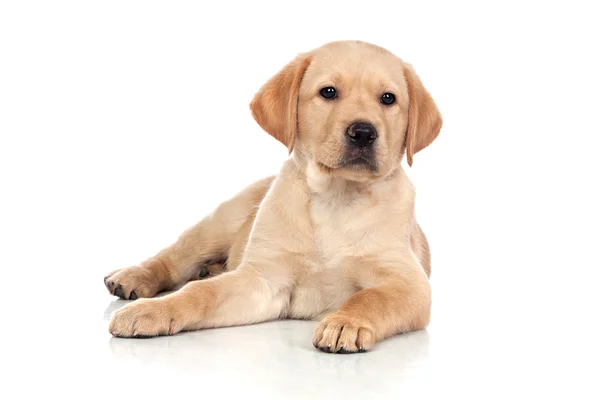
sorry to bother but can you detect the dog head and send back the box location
[250,41,442,182]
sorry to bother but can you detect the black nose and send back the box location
[346,122,378,148]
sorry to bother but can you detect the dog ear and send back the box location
[250,53,312,153]
[403,64,443,166]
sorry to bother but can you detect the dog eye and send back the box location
[381,92,396,105]
[319,87,337,100]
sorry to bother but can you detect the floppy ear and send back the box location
[250,53,312,153]
[403,64,443,166]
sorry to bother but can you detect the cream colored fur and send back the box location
[105,40,442,353]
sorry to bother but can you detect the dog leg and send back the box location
[109,266,289,337]
[312,263,431,353]
[104,177,273,300]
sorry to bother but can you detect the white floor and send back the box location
[101,298,432,399]
[7,281,593,400]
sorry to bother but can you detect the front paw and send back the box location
[109,299,182,338]
[312,313,375,354]
[104,265,161,300]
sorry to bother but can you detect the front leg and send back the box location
[312,263,431,354]
[109,266,290,337]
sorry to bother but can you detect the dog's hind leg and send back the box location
[104,176,274,300]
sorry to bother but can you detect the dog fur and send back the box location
[105,40,442,353]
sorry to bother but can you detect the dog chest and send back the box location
[309,193,389,266]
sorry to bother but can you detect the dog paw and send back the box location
[104,266,160,300]
[109,298,182,338]
[312,313,375,354]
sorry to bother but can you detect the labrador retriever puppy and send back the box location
[105,40,442,353]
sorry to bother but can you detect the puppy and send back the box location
[105,40,442,353]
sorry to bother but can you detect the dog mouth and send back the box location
[338,146,378,172]
[338,155,377,172]
[317,151,378,174]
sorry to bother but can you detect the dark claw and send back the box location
[133,334,153,339]
[114,284,124,298]
[358,347,366,353]
[338,347,353,354]
[129,290,138,300]
[318,344,333,353]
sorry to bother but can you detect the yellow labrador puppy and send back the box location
[105,40,442,353]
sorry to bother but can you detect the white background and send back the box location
[1,1,599,399]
